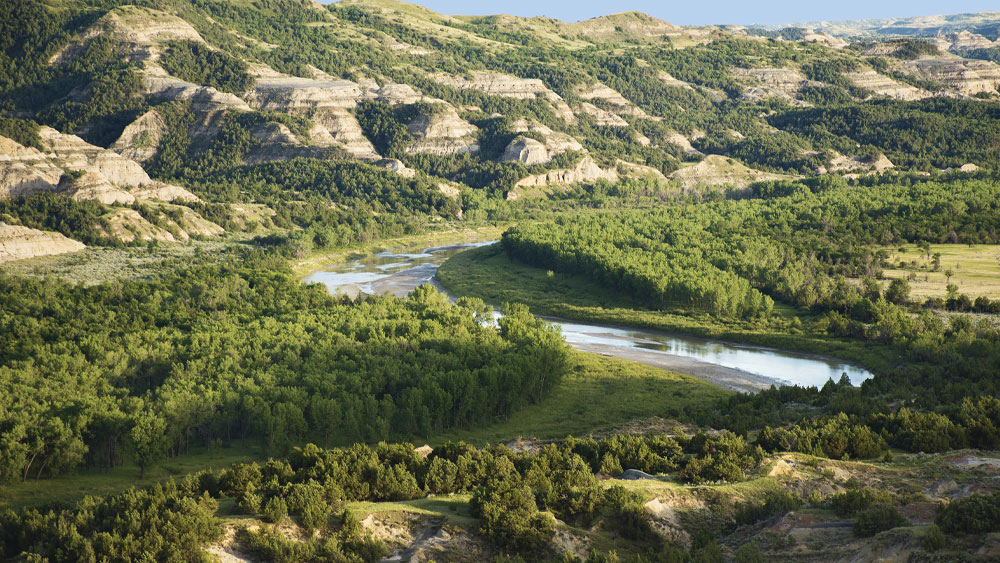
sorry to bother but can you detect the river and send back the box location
[305,241,873,393]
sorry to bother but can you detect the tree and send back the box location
[884,278,910,305]
[128,411,168,479]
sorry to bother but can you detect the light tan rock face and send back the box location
[102,7,205,50]
[658,71,694,90]
[843,70,932,100]
[902,58,1000,95]
[731,67,817,103]
[107,208,176,242]
[941,31,998,51]
[0,136,64,199]
[111,110,167,163]
[105,203,222,243]
[576,102,629,127]
[156,203,225,238]
[376,158,416,178]
[825,152,895,173]
[67,172,136,205]
[51,7,205,65]
[0,223,86,263]
[437,182,461,199]
[801,31,848,49]
[510,156,618,198]
[430,72,575,122]
[37,127,152,187]
[559,12,681,42]
[375,82,426,105]
[251,122,298,145]
[405,107,479,156]
[668,154,785,189]
[311,110,378,159]
[508,120,584,156]
[575,83,651,118]
[617,159,668,182]
[432,72,551,99]
[248,77,369,111]
[502,137,549,165]
[665,132,704,156]
[131,181,201,203]
[144,74,252,112]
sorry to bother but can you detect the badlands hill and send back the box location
[1,0,1000,262]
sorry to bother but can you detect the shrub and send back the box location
[263,496,288,524]
[853,504,909,537]
[936,492,1000,535]
[922,524,946,551]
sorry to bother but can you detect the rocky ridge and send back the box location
[0,223,86,263]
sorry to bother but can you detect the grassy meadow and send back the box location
[881,243,1000,300]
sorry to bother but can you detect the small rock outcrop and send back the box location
[665,132,704,156]
[0,223,86,263]
[111,109,168,163]
[575,102,629,127]
[131,181,201,203]
[902,58,1000,95]
[575,82,651,118]
[622,469,657,480]
[67,172,136,205]
[247,76,368,111]
[668,154,785,189]
[106,208,176,243]
[509,119,584,157]
[732,67,818,103]
[311,110,379,160]
[0,136,64,199]
[430,72,575,122]
[104,204,222,243]
[144,73,252,112]
[508,156,618,199]
[37,127,152,187]
[844,69,932,100]
[824,152,895,173]
[405,107,479,156]
[501,137,548,165]
[376,158,416,178]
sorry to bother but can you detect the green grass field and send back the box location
[437,244,895,373]
[0,444,264,510]
[432,350,729,445]
[881,243,1000,299]
[0,352,724,508]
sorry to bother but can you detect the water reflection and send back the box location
[306,242,873,389]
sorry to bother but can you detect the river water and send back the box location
[305,241,872,392]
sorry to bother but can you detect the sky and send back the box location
[326,1,999,26]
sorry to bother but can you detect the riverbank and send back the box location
[437,243,894,381]
[291,224,506,279]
